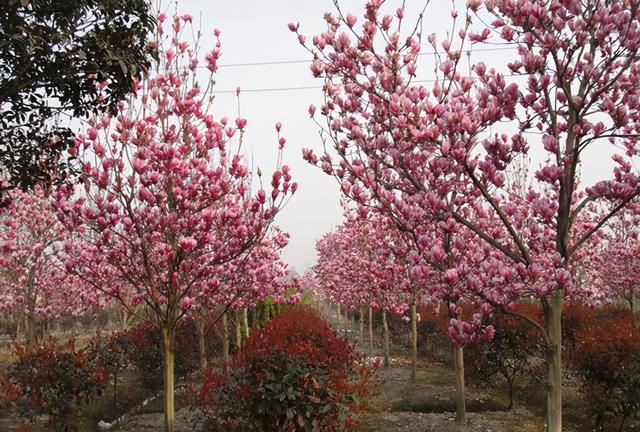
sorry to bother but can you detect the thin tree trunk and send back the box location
[544,289,563,432]
[15,312,22,341]
[249,307,257,330]
[25,312,36,345]
[242,307,249,338]
[235,311,242,350]
[95,314,102,342]
[453,344,467,424]
[359,305,365,341]
[368,306,373,357]
[222,311,230,374]
[336,303,341,331]
[343,306,348,338]
[120,307,130,331]
[113,368,119,410]
[618,415,627,432]
[411,301,417,384]
[382,310,390,367]
[197,314,207,369]
[161,325,176,432]
[507,376,514,410]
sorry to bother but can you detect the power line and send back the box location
[219,59,311,68]
[214,45,516,69]
[212,74,527,95]
[213,85,320,94]
[207,45,520,94]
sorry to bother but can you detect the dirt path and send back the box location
[357,358,542,432]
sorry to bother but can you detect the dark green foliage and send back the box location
[0,0,155,199]
[86,332,132,410]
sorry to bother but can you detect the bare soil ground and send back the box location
[357,357,542,432]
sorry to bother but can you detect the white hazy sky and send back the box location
[171,0,617,272]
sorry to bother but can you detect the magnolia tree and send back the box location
[316,203,498,422]
[205,229,294,371]
[594,205,640,312]
[314,213,417,372]
[0,188,92,343]
[55,14,296,432]
[293,0,640,430]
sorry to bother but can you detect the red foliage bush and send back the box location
[115,317,206,392]
[567,305,640,431]
[240,306,354,369]
[416,302,486,362]
[193,307,376,432]
[0,371,19,410]
[7,338,108,431]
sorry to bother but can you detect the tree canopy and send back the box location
[0,0,156,200]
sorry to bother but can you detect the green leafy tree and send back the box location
[0,0,155,200]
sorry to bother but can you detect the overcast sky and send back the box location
[170,0,617,272]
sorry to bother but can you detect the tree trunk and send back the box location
[411,301,417,384]
[249,307,257,330]
[336,303,341,331]
[15,312,22,341]
[507,376,514,410]
[235,311,242,350]
[368,306,374,357]
[382,310,390,367]
[161,325,176,432]
[359,305,365,341]
[120,307,130,331]
[113,367,119,410]
[267,303,274,321]
[242,307,249,338]
[343,306,348,338]
[25,312,36,345]
[544,289,563,432]
[95,314,103,342]
[453,344,467,424]
[222,311,230,374]
[197,315,207,369]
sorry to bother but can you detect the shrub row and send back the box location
[413,301,640,431]
[2,316,218,430]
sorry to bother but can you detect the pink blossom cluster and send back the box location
[52,14,297,327]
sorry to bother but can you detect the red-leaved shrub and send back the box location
[192,307,376,432]
[115,317,206,392]
[7,338,108,431]
[567,306,640,431]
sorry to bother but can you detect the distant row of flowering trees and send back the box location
[298,1,640,431]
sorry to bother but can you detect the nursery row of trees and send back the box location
[298,1,640,431]
[0,12,299,432]
[2,0,640,431]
